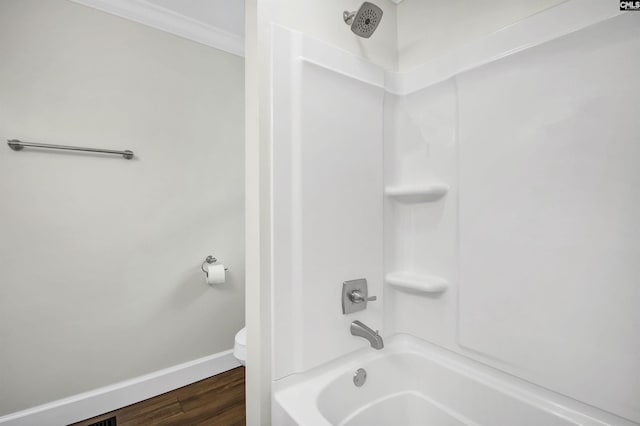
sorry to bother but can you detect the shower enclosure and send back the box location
[245,0,640,424]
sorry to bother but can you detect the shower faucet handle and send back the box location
[350,290,376,304]
[342,278,376,314]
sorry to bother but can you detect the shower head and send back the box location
[343,2,383,39]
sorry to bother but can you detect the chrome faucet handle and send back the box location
[342,279,376,315]
[350,290,377,304]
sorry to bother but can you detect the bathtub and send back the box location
[273,335,632,426]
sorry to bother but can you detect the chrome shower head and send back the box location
[343,2,383,39]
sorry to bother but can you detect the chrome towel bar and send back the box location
[7,139,134,159]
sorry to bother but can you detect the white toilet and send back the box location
[233,327,246,366]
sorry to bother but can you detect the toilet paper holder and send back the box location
[201,255,229,273]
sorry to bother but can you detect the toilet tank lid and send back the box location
[235,327,246,345]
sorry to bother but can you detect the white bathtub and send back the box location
[273,335,634,426]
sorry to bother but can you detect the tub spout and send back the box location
[350,320,384,350]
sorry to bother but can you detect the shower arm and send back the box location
[343,11,356,26]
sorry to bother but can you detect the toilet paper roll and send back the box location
[205,263,226,285]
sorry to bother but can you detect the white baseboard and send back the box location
[0,350,241,426]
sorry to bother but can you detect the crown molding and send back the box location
[70,0,244,57]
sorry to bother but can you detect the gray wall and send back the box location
[0,0,244,415]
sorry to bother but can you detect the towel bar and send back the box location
[7,139,134,159]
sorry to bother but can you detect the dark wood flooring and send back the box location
[70,367,245,426]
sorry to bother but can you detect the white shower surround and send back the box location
[270,0,640,424]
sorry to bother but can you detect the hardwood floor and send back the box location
[70,367,245,426]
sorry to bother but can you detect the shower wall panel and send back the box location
[456,13,640,422]
[386,12,640,423]
[382,82,458,346]
[272,27,385,380]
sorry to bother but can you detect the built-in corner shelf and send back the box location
[384,184,448,203]
[385,272,448,294]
